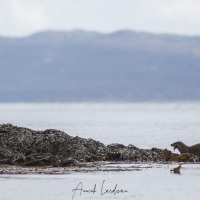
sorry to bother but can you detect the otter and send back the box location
[171,141,200,157]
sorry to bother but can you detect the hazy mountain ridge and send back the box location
[0,30,200,102]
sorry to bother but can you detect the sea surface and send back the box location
[0,102,200,149]
[0,102,200,200]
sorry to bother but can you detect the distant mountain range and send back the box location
[0,30,200,102]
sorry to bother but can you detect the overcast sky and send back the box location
[0,0,200,37]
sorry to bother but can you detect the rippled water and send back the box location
[0,102,200,200]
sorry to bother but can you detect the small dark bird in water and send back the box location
[171,141,200,157]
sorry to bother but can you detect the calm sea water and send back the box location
[0,102,200,150]
[0,102,200,200]
[0,103,200,148]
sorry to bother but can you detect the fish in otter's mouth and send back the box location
[171,143,178,151]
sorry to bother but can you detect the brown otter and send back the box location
[171,141,200,157]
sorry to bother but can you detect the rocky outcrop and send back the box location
[0,124,198,167]
[0,124,107,166]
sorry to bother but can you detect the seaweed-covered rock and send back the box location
[0,124,189,167]
[0,124,106,166]
[105,145,165,162]
[162,148,200,162]
[177,153,199,162]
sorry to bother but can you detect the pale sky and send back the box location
[0,0,200,37]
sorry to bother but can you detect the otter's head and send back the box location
[171,141,189,153]
[171,141,183,150]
